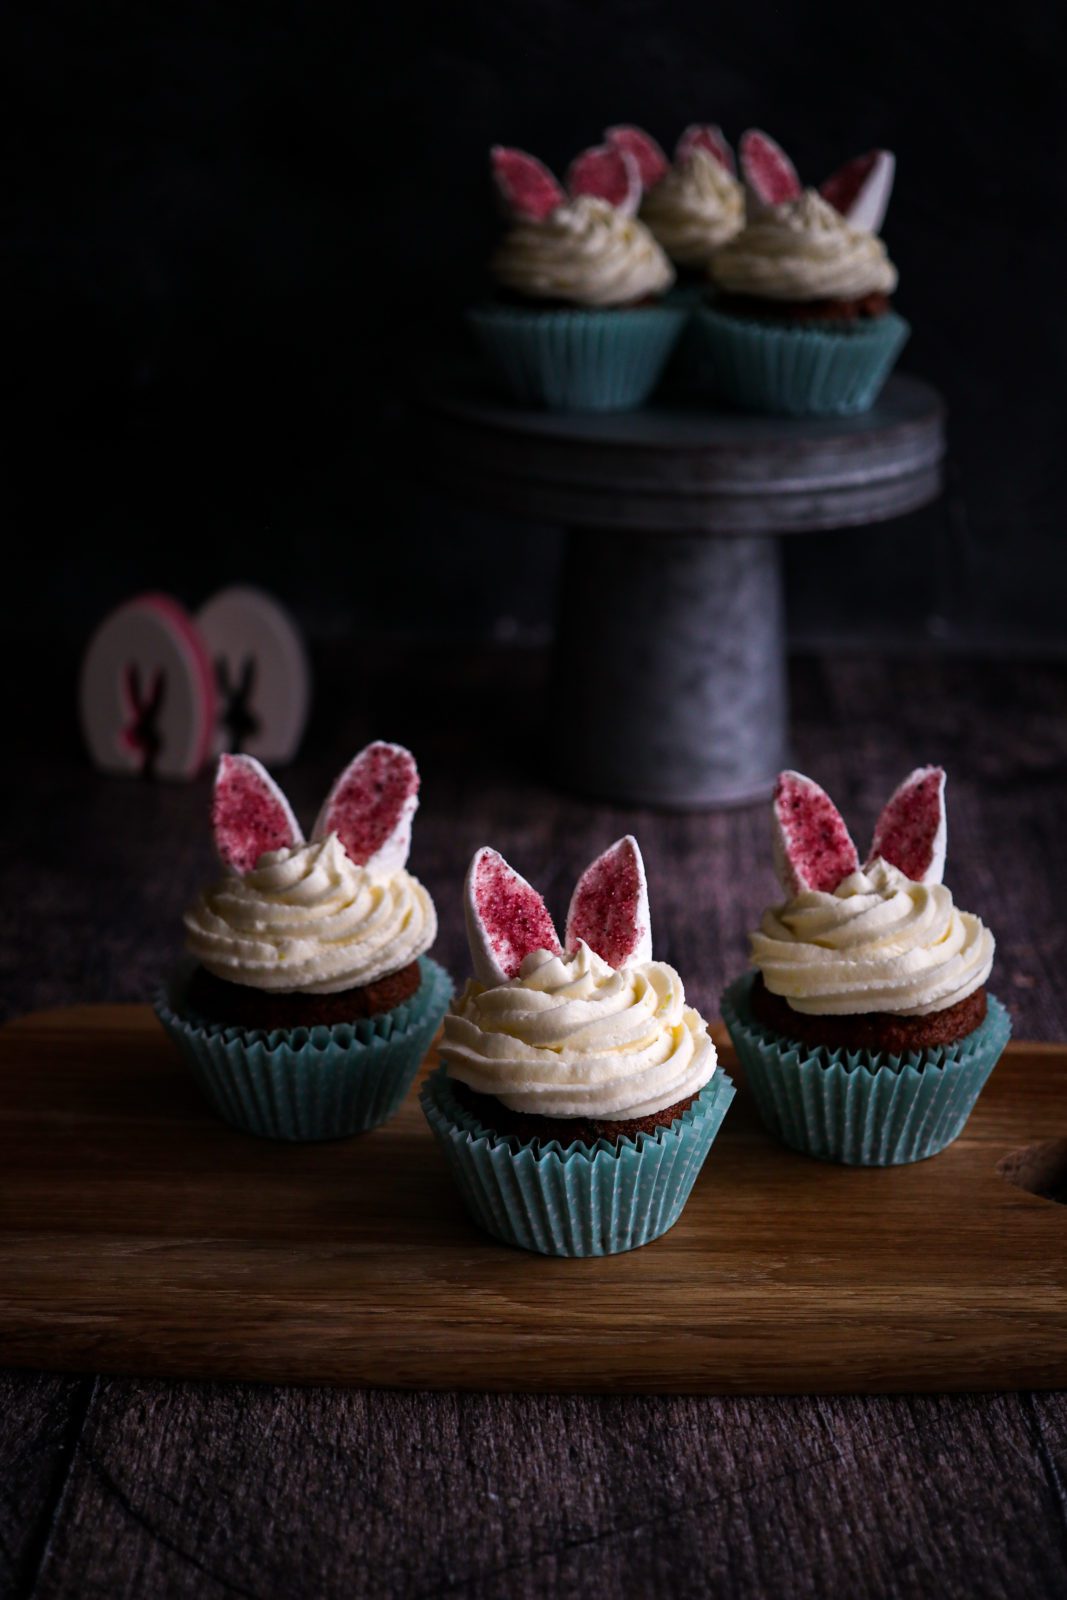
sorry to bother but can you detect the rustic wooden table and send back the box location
[3,645,1066,1599]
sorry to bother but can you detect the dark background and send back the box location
[3,18,1067,1594]
[4,0,1064,663]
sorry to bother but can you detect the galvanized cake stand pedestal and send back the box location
[421,373,946,809]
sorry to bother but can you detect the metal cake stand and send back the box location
[421,372,946,808]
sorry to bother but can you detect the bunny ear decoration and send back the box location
[868,766,946,884]
[213,753,303,875]
[565,835,652,970]
[465,847,562,986]
[772,771,859,896]
[313,742,420,874]
[491,146,565,221]
[739,129,802,210]
[820,150,895,234]
[676,123,736,175]
[566,143,642,216]
[604,125,670,188]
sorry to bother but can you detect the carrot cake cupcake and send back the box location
[698,130,909,413]
[721,767,1010,1164]
[468,144,684,411]
[422,836,734,1254]
[156,744,452,1139]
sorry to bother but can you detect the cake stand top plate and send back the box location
[420,371,946,535]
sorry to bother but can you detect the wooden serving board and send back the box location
[1,1003,1065,1395]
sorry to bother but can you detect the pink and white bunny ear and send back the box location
[676,123,736,175]
[820,150,895,234]
[773,771,859,896]
[565,835,652,970]
[312,741,420,874]
[604,125,670,188]
[868,766,946,884]
[213,753,303,875]
[465,847,562,986]
[566,143,642,216]
[739,129,802,209]
[491,146,565,221]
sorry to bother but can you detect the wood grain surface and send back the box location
[2,649,1066,1598]
[1,1006,1065,1396]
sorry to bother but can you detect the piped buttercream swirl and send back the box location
[442,941,716,1119]
[750,857,994,1016]
[491,196,675,307]
[640,148,744,268]
[710,189,898,301]
[184,832,437,994]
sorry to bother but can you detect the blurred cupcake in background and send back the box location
[422,836,734,1255]
[156,744,452,1140]
[468,144,685,412]
[721,767,1010,1166]
[606,123,744,278]
[697,130,909,414]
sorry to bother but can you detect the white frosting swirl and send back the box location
[491,196,675,307]
[750,858,994,1016]
[710,190,898,302]
[640,148,744,268]
[443,941,716,1119]
[184,833,437,994]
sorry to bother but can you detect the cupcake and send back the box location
[697,130,910,414]
[722,767,1010,1166]
[421,836,734,1255]
[606,124,744,278]
[156,743,452,1140]
[467,144,685,412]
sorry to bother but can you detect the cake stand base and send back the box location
[553,530,786,808]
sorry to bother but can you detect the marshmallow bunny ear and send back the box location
[868,766,946,884]
[773,771,859,896]
[491,146,565,221]
[604,125,670,188]
[820,150,895,233]
[676,123,736,175]
[565,835,652,970]
[213,753,303,875]
[312,741,420,873]
[464,847,562,986]
[739,129,802,210]
[566,143,642,216]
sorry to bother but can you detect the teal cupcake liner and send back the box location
[721,972,1011,1166]
[155,956,454,1141]
[694,306,910,417]
[467,302,687,413]
[420,1065,735,1256]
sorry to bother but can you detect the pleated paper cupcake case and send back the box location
[155,956,454,1141]
[721,972,1011,1166]
[694,307,910,417]
[466,304,687,412]
[420,1065,735,1256]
